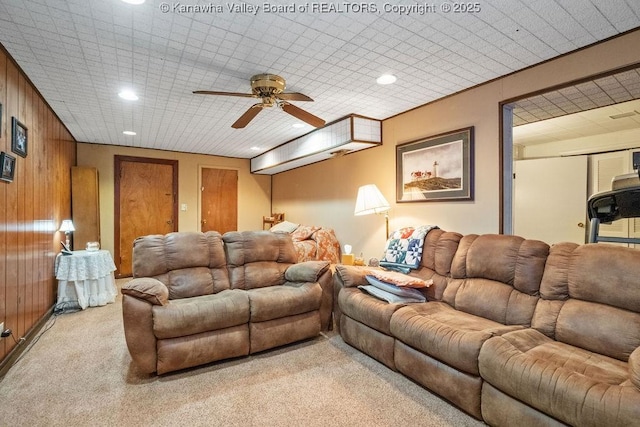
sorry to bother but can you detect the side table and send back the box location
[55,250,117,312]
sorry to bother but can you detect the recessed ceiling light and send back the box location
[123,131,137,136]
[376,74,397,85]
[292,123,305,128]
[122,0,145,4]
[118,90,138,101]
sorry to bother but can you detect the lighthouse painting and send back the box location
[396,127,474,202]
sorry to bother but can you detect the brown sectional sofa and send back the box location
[121,230,332,375]
[334,231,640,426]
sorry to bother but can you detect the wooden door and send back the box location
[200,168,237,233]
[71,166,100,250]
[115,156,178,277]
[514,156,588,245]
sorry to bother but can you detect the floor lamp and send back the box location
[354,184,391,240]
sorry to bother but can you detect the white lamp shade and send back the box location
[354,184,390,216]
[59,219,75,233]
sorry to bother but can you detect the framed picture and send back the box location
[0,152,16,182]
[12,117,28,158]
[396,127,474,202]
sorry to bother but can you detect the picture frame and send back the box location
[12,117,28,158]
[396,127,474,202]
[0,151,16,183]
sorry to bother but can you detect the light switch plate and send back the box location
[181,203,187,211]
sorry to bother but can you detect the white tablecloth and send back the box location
[55,250,117,311]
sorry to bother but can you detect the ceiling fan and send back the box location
[193,74,326,129]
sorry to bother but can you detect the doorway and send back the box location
[200,167,238,233]
[501,64,640,243]
[115,156,178,277]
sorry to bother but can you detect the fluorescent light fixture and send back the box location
[376,74,397,85]
[251,114,382,175]
[118,90,139,101]
[123,130,136,136]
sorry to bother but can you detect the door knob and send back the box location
[166,220,173,225]
[201,219,207,224]
[577,222,585,228]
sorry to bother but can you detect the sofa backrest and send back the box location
[413,229,463,301]
[223,230,298,290]
[533,242,640,362]
[444,234,549,326]
[132,231,230,299]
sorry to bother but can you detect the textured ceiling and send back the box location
[0,0,639,158]
[512,66,640,146]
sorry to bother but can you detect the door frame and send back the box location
[114,155,179,276]
[499,63,640,234]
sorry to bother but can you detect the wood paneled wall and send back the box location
[0,44,76,365]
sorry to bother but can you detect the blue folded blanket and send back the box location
[358,275,426,304]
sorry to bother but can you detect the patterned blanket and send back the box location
[379,225,439,273]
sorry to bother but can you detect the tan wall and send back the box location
[273,30,640,260]
[77,144,271,255]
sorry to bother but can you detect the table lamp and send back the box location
[354,184,391,240]
[59,219,75,249]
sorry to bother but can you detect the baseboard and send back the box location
[0,306,54,380]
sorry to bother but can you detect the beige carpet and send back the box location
[0,279,483,427]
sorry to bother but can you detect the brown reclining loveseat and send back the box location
[121,230,332,375]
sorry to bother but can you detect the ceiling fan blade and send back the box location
[193,90,256,98]
[281,103,325,128]
[232,104,263,128]
[275,92,314,102]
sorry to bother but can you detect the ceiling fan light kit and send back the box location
[194,73,325,129]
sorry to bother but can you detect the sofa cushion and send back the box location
[132,231,230,298]
[630,347,640,389]
[535,242,640,361]
[338,287,405,335]
[479,328,640,426]
[390,302,524,375]
[445,234,548,326]
[224,231,297,290]
[152,289,249,339]
[248,282,322,322]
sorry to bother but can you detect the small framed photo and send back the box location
[1,152,16,182]
[12,117,28,158]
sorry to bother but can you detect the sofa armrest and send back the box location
[285,261,330,283]
[631,346,640,389]
[334,264,373,288]
[121,278,169,306]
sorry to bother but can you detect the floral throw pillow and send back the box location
[291,225,321,242]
